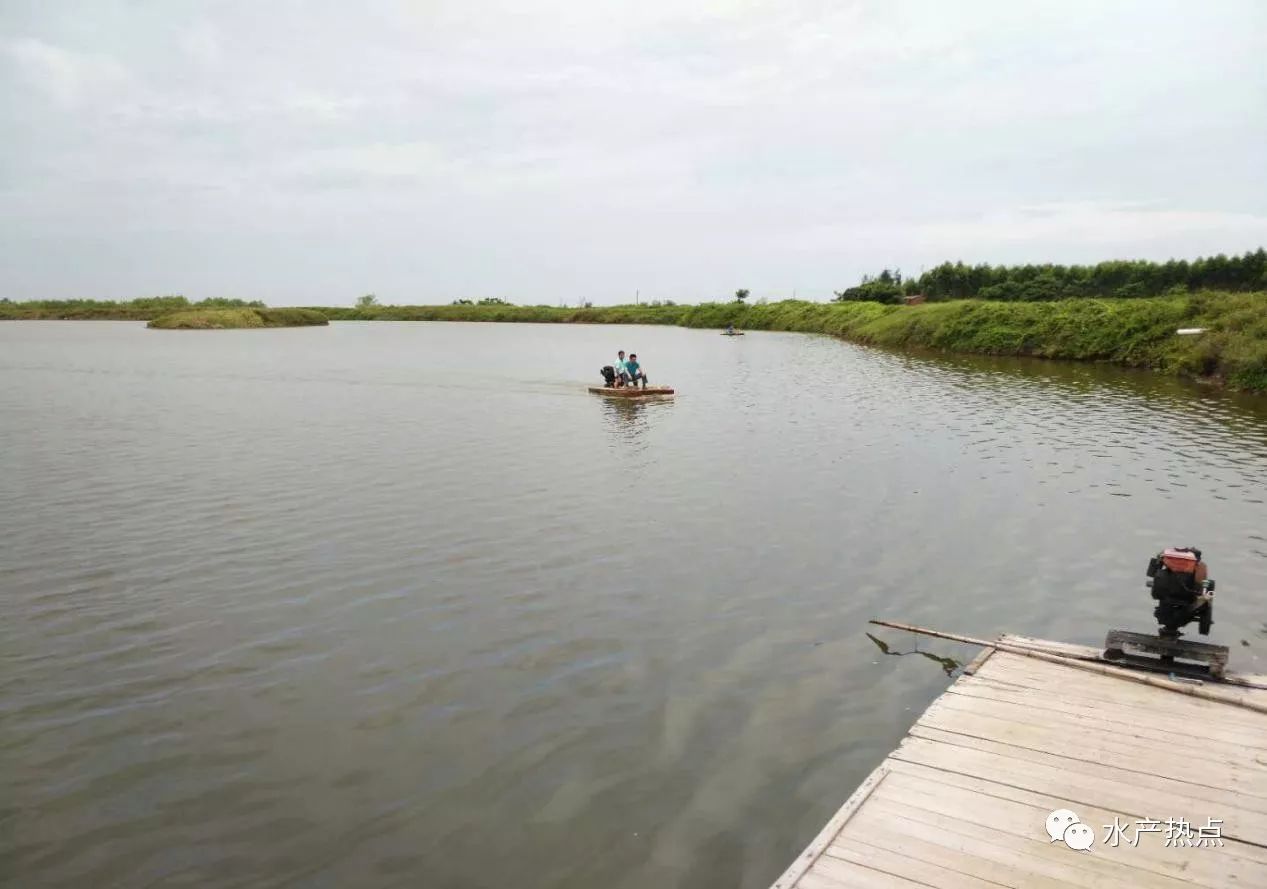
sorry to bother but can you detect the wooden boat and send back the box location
[721,331,745,336]
[588,386,675,397]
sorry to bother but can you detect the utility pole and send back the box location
[636,289,640,305]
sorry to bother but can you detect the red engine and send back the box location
[1146,546,1214,638]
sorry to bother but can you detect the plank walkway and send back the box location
[771,634,1267,889]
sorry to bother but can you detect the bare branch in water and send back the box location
[866,632,962,677]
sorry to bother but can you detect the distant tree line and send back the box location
[5,295,264,310]
[833,270,908,303]
[834,249,1267,303]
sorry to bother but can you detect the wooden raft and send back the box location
[587,386,675,397]
[771,634,1267,889]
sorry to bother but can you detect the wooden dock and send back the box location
[771,633,1267,889]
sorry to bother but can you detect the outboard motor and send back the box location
[1104,545,1226,678]
[600,365,617,387]
[1147,546,1214,637]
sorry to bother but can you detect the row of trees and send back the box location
[449,297,512,306]
[832,270,907,303]
[835,249,1267,303]
[2,296,264,310]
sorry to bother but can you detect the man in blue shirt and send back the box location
[625,353,648,388]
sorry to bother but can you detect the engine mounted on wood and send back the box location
[1104,546,1228,678]
[1148,546,1214,637]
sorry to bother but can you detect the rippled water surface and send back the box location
[3,320,1267,888]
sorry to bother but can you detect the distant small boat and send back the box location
[588,386,675,397]
[721,331,744,336]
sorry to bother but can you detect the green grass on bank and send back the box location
[4,293,1265,390]
[711,293,1267,390]
[318,293,1267,390]
[313,302,694,325]
[0,297,260,320]
[147,308,329,329]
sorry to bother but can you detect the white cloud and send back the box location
[177,21,224,68]
[790,203,1267,263]
[285,141,453,183]
[1,0,1265,303]
[4,36,130,108]
[919,204,1267,250]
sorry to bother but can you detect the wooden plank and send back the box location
[961,646,997,676]
[955,674,1267,741]
[769,765,889,889]
[918,698,1267,784]
[979,649,1265,702]
[1000,634,1104,660]
[970,656,1267,725]
[929,688,1267,762]
[852,797,1219,889]
[906,724,1267,817]
[878,762,1267,879]
[870,625,1267,712]
[796,872,852,889]
[882,759,1267,873]
[831,828,1082,889]
[849,803,1147,889]
[891,732,1267,844]
[802,855,940,888]
[587,386,674,396]
[1000,635,1267,691]
[949,678,1267,747]
[825,836,1038,888]
[943,679,1267,749]
[967,665,1267,728]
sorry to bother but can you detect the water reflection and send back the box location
[598,395,672,440]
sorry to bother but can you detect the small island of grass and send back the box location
[147,308,329,329]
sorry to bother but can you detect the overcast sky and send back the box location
[3,1,1265,306]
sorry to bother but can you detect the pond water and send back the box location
[2,320,1266,888]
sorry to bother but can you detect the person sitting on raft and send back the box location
[600,351,629,387]
[625,353,648,389]
[726,323,735,334]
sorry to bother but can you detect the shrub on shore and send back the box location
[0,296,267,321]
[255,308,330,327]
[147,308,328,329]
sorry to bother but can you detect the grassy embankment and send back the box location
[0,297,259,320]
[147,308,328,329]
[320,292,1267,390]
[4,293,1264,390]
[0,297,324,327]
